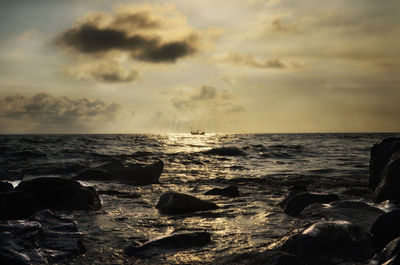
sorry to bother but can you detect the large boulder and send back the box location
[203,147,247,156]
[204,185,240,197]
[73,160,163,185]
[371,210,400,252]
[0,181,13,193]
[369,137,400,202]
[299,200,384,232]
[125,231,211,257]
[156,192,218,215]
[0,177,101,220]
[280,220,375,265]
[282,193,339,217]
[0,209,85,264]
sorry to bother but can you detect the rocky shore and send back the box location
[1,136,400,264]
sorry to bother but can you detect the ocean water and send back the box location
[1,133,399,264]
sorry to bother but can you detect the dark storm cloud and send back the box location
[56,15,197,63]
[0,93,121,124]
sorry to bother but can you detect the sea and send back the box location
[1,133,399,264]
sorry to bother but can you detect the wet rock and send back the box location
[73,160,164,185]
[282,193,339,217]
[125,231,211,257]
[15,177,101,213]
[370,237,400,265]
[0,181,13,192]
[369,137,400,202]
[98,189,141,198]
[278,185,307,208]
[371,210,400,252]
[204,185,239,197]
[156,192,218,215]
[0,209,85,264]
[221,250,306,265]
[280,220,374,265]
[203,147,247,156]
[0,191,38,220]
[299,200,384,232]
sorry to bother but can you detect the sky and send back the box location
[0,0,399,133]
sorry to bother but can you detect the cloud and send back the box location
[221,52,287,68]
[66,60,139,83]
[0,93,121,131]
[171,85,244,113]
[55,6,199,63]
[191,85,217,100]
[271,18,300,33]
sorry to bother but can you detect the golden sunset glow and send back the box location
[0,0,399,133]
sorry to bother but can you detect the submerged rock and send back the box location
[371,210,400,252]
[369,137,400,202]
[124,231,211,257]
[280,220,374,265]
[0,209,85,264]
[203,147,247,156]
[204,185,240,197]
[0,177,101,220]
[282,193,339,217]
[299,200,384,232]
[156,192,218,215]
[73,160,164,185]
[0,181,13,192]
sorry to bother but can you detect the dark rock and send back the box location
[371,210,400,252]
[156,192,218,215]
[299,200,384,232]
[278,185,307,208]
[0,181,13,192]
[371,237,400,265]
[204,185,239,197]
[369,137,400,202]
[15,177,101,213]
[203,147,247,156]
[370,137,400,189]
[282,193,339,217]
[125,231,211,257]
[98,189,141,198]
[281,220,375,265]
[0,209,85,264]
[0,191,38,220]
[73,160,164,185]
[221,250,306,265]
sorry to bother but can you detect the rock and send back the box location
[282,193,339,217]
[278,185,307,208]
[14,177,101,213]
[0,181,13,192]
[125,231,211,257]
[221,250,306,265]
[371,237,400,265]
[204,185,239,197]
[0,209,85,264]
[73,160,164,185]
[156,192,218,215]
[369,137,400,202]
[0,191,38,220]
[370,137,400,189]
[299,200,384,232]
[280,220,375,265]
[371,210,400,252]
[203,147,247,156]
[97,189,141,198]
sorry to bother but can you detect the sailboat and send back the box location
[190,128,205,135]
